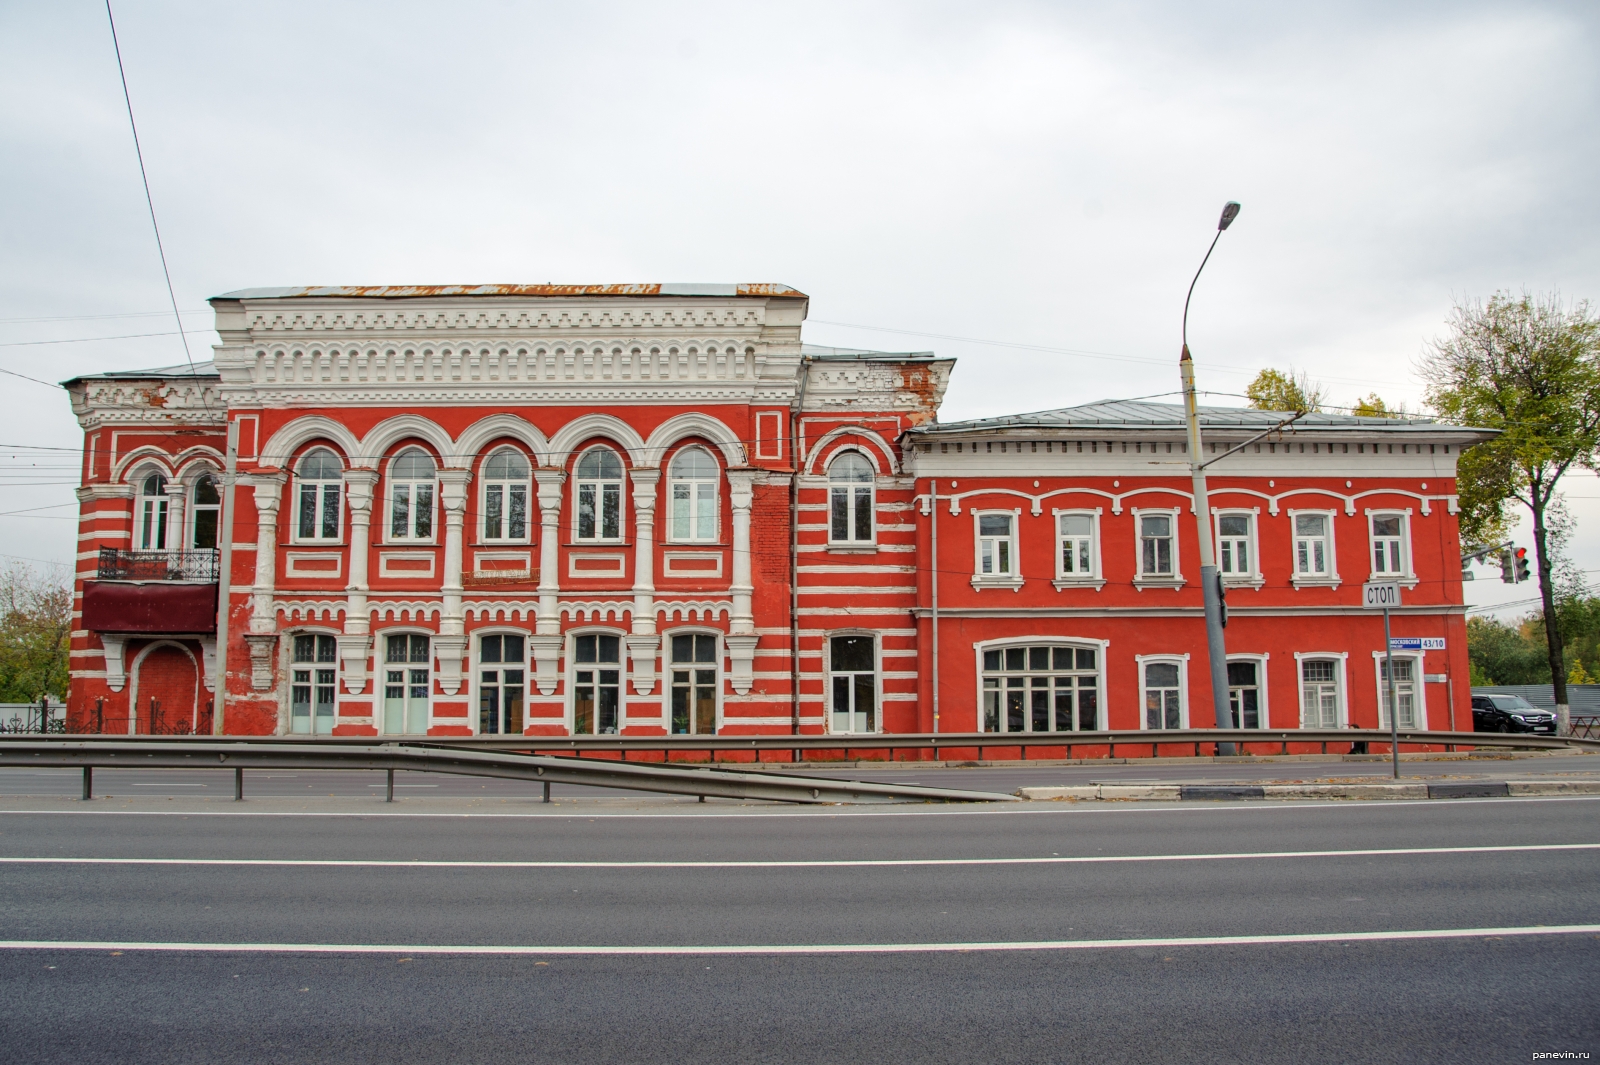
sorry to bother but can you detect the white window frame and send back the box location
[288,629,341,736]
[1295,651,1349,728]
[1366,508,1415,584]
[472,629,528,736]
[665,627,722,735]
[1372,651,1426,730]
[1224,652,1270,729]
[1213,508,1262,588]
[1288,508,1340,588]
[568,627,627,734]
[572,447,626,543]
[826,630,880,735]
[1052,508,1104,590]
[135,469,170,551]
[385,449,438,544]
[826,450,877,546]
[1131,507,1184,587]
[478,448,532,545]
[975,637,1107,734]
[971,508,1023,591]
[292,448,344,544]
[378,629,433,736]
[1136,653,1190,730]
[666,446,721,544]
[189,472,221,551]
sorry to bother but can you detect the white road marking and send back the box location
[0,842,1594,870]
[0,925,1595,956]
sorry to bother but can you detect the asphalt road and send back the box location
[0,795,1596,1063]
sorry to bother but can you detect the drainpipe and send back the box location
[212,418,239,735]
[789,354,813,736]
[930,478,940,735]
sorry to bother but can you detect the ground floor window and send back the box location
[290,633,337,735]
[1300,658,1342,727]
[670,632,718,735]
[573,633,621,734]
[982,645,1099,733]
[1142,659,1184,729]
[383,634,431,734]
[1378,656,1420,730]
[829,635,877,734]
[1226,660,1263,729]
[478,634,524,735]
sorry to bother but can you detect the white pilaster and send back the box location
[163,480,187,551]
[531,469,566,695]
[435,469,471,696]
[725,468,759,695]
[249,475,284,636]
[340,469,378,694]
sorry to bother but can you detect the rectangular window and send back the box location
[290,634,337,735]
[478,634,525,735]
[1140,514,1174,576]
[829,635,877,734]
[1371,514,1405,575]
[140,496,169,551]
[669,633,718,734]
[573,633,621,734]
[577,484,622,541]
[1057,514,1095,577]
[1301,658,1341,727]
[382,634,430,735]
[1295,514,1331,576]
[978,514,1015,576]
[1379,657,1419,729]
[829,485,875,542]
[483,484,528,541]
[1226,660,1262,729]
[981,645,1099,733]
[391,482,433,540]
[1218,514,1252,576]
[671,483,717,541]
[1143,660,1183,729]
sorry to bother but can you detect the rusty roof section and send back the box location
[212,283,807,301]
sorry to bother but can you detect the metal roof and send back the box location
[801,344,939,362]
[63,360,218,386]
[912,399,1489,437]
[211,283,806,301]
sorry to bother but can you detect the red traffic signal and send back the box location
[1514,547,1531,583]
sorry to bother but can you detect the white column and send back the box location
[164,481,187,551]
[338,469,378,694]
[725,469,759,695]
[530,469,566,695]
[244,475,285,693]
[435,469,470,696]
[627,468,661,694]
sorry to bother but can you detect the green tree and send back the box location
[0,564,72,702]
[1245,368,1326,413]
[1351,392,1406,418]
[1465,615,1549,686]
[1422,291,1600,718]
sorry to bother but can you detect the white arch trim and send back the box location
[113,448,177,485]
[547,414,648,468]
[805,426,899,476]
[356,414,456,468]
[643,412,746,469]
[452,414,551,468]
[259,416,361,471]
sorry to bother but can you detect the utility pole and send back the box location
[1180,201,1241,756]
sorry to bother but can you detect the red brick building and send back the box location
[65,284,1487,745]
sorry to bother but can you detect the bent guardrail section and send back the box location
[0,739,1017,805]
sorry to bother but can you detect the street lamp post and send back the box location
[1180,201,1241,756]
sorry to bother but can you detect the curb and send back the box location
[1015,780,1600,802]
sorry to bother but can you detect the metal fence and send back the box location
[96,547,219,582]
[0,700,65,735]
[76,697,211,737]
[1570,714,1600,740]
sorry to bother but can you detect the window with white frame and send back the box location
[1377,655,1421,729]
[1056,513,1096,579]
[478,633,525,735]
[1226,659,1264,728]
[1370,513,1407,576]
[572,633,622,734]
[669,632,719,734]
[1142,659,1185,729]
[190,475,220,550]
[829,634,877,734]
[1300,657,1342,727]
[668,447,719,542]
[981,644,1100,733]
[1294,512,1333,578]
[290,633,338,735]
[388,449,437,541]
[1139,513,1176,577]
[1217,512,1253,577]
[480,449,530,542]
[136,471,169,550]
[574,447,624,541]
[295,448,343,541]
[976,512,1018,578]
[381,633,430,735]
[827,451,875,543]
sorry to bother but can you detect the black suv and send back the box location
[1470,694,1558,734]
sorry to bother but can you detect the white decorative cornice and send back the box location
[68,379,225,431]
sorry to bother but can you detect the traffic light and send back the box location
[1500,549,1516,583]
[1514,547,1531,583]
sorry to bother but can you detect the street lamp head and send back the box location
[1218,201,1241,231]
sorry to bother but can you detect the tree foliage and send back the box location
[1245,368,1326,413]
[1351,393,1405,418]
[0,564,72,702]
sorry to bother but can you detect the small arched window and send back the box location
[574,447,623,541]
[828,451,875,544]
[137,471,169,551]
[191,475,220,549]
[481,448,531,542]
[668,447,719,542]
[388,449,437,540]
[295,448,343,541]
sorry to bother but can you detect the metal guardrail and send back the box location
[96,547,219,582]
[0,739,1018,805]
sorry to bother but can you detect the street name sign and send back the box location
[1388,637,1446,651]
[1363,581,1401,609]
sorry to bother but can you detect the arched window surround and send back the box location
[571,444,626,543]
[135,468,171,551]
[666,444,721,544]
[385,447,438,543]
[478,445,533,544]
[293,446,345,543]
[827,448,876,546]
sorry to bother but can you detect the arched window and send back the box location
[574,447,623,541]
[481,449,530,542]
[668,447,718,542]
[295,448,343,541]
[828,451,875,544]
[137,471,169,550]
[388,449,436,540]
[190,475,220,549]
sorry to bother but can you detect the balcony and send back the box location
[97,547,219,582]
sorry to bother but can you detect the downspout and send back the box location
[930,478,940,735]
[789,354,813,736]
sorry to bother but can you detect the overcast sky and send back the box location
[2,0,1596,615]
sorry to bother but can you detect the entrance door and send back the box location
[1226,661,1261,729]
[290,634,337,734]
[478,634,524,735]
[383,634,430,734]
[573,634,621,734]
[669,633,718,734]
[829,635,876,734]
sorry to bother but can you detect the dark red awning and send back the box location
[82,581,217,634]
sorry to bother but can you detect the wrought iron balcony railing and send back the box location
[97,547,220,582]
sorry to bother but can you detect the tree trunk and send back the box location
[1531,492,1570,731]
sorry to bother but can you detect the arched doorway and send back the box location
[132,643,199,734]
